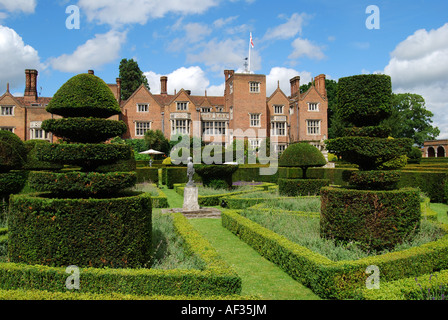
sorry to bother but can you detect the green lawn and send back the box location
[160,184,319,299]
[431,202,448,224]
[189,218,320,300]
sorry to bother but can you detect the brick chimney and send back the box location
[116,78,122,105]
[88,70,94,75]
[224,70,235,81]
[24,69,38,102]
[315,74,326,97]
[160,76,168,95]
[290,76,300,98]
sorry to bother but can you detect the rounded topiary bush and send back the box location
[42,118,127,143]
[279,143,326,178]
[46,73,121,118]
[0,131,27,173]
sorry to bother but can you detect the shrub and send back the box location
[278,143,326,178]
[8,192,152,268]
[42,118,127,143]
[46,73,121,118]
[408,147,423,164]
[348,170,401,190]
[278,178,330,196]
[194,164,239,189]
[320,186,421,250]
[0,131,27,173]
[28,171,137,197]
[23,140,63,171]
[0,171,28,196]
[337,74,393,127]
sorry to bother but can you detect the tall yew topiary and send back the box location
[8,72,152,268]
[322,74,420,250]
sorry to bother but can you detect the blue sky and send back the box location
[1,0,448,137]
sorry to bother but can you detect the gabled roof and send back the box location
[300,85,327,101]
[121,84,165,108]
[267,85,290,103]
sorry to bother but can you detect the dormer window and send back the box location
[308,103,319,111]
[202,107,211,113]
[137,103,149,112]
[177,102,188,111]
[274,105,284,114]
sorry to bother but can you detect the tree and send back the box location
[119,58,150,101]
[381,93,440,147]
[144,129,170,156]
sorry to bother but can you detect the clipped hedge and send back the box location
[28,171,137,197]
[398,170,448,203]
[136,167,159,184]
[0,131,27,172]
[8,192,152,268]
[46,73,121,118]
[0,171,28,196]
[195,164,239,189]
[36,143,133,169]
[278,178,330,196]
[320,187,421,250]
[42,118,127,143]
[0,212,241,297]
[222,209,448,299]
[23,140,64,171]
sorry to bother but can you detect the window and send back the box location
[0,127,14,133]
[214,122,226,135]
[271,122,286,136]
[249,139,261,150]
[30,128,49,140]
[307,120,321,135]
[137,104,149,112]
[308,103,319,111]
[274,105,284,114]
[249,82,260,93]
[250,113,261,127]
[202,121,226,135]
[229,82,233,94]
[201,107,211,113]
[135,122,151,136]
[1,106,14,116]
[202,121,213,135]
[172,119,189,135]
[275,144,287,154]
[177,102,188,111]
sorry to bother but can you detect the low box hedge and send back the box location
[278,178,330,196]
[136,167,159,184]
[0,212,241,297]
[222,209,448,299]
[222,191,319,210]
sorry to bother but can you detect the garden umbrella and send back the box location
[139,149,165,167]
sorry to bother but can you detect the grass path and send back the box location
[160,185,320,300]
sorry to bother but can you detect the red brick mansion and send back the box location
[0,69,328,154]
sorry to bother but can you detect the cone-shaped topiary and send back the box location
[46,73,121,118]
[279,142,327,179]
[8,72,151,269]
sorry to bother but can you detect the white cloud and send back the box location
[0,25,40,92]
[289,37,325,60]
[186,38,261,73]
[383,23,448,139]
[0,0,36,14]
[77,0,220,27]
[213,16,238,28]
[49,30,127,73]
[263,13,310,41]
[266,67,311,96]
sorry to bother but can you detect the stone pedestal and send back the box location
[183,186,200,212]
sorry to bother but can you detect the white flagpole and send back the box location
[248,32,252,73]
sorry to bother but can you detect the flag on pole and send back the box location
[250,32,254,48]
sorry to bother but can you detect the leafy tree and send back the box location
[381,93,440,147]
[144,129,170,155]
[119,58,150,101]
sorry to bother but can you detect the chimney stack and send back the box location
[315,74,326,97]
[290,76,300,98]
[24,69,38,101]
[88,70,94,75]
[160,76,168,95]
[116,78,122,105]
